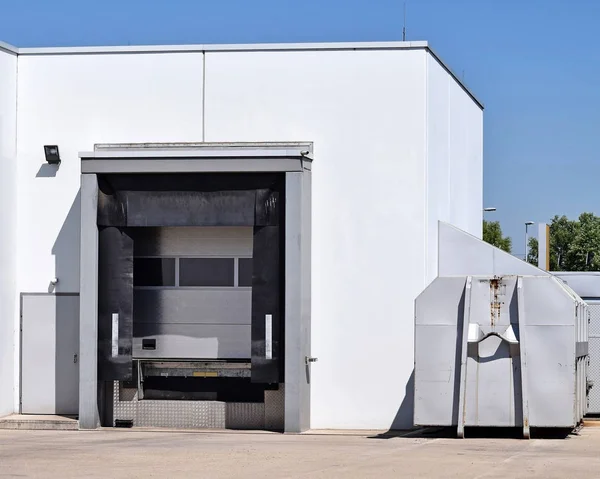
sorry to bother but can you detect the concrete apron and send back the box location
[0,414,78,431]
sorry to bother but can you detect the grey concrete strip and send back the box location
[0,415,78,431]
[0,428,598,478]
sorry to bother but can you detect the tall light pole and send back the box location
[525,221,534,262]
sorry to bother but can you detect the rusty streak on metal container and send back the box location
[490,277,501,326]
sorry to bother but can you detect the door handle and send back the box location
[305,356,318,366]
[73,354,78,364]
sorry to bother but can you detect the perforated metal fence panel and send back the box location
[588,302,600,414]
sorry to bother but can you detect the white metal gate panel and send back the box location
[21,294,79,415]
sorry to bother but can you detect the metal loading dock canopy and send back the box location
[78,143,312,432]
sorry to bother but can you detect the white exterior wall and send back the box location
[5,43,482,428]
[204,49,428,429]
[0,47,17,417]
[14,52,204,413]
[16,52,205,294]
[425,55,483,284]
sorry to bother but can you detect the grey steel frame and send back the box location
[79,142,312,432]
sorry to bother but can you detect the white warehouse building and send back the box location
[0,40,483,431]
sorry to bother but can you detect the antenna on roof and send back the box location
[403,2,407,41]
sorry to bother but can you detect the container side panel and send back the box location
[414,325,460,426]
[522,277,578,427]
[525,326,576,427]
[439,222,552,277]
[414,277,466,426]
[522,277,577,326]
[553,273,600,299]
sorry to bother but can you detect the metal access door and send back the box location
[21,294,80,415]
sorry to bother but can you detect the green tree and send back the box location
[549,215,580,270]
[565,213,600,270]
[527,237,538,265]
[532,213,600,271]
[482,220,512,253]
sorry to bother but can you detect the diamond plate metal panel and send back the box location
[264,385,285,431]
[112,381,267,429]
[588,304,600,337]
[226,403,265,429]
[134,401,227,428]
[119,386,137,402]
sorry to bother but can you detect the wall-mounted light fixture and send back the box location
[44,145,61,165]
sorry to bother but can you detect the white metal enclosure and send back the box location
[415,275,589,438]
[21,294,79,415]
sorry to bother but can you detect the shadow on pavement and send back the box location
[369,426,576,440]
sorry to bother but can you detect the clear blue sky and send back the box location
[2,0,599,255]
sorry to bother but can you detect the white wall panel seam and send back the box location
[13,55,19,154]
[202,51,206,142]
[447,74,452,225]
[424,51,429,287]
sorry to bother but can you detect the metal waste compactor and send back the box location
[414,275,590,438]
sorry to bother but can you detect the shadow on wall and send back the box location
[53,190,81,416]
[49,191,81,294]
[390,370,415,430]
[36,164,60,178]
[368,371,415,439]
